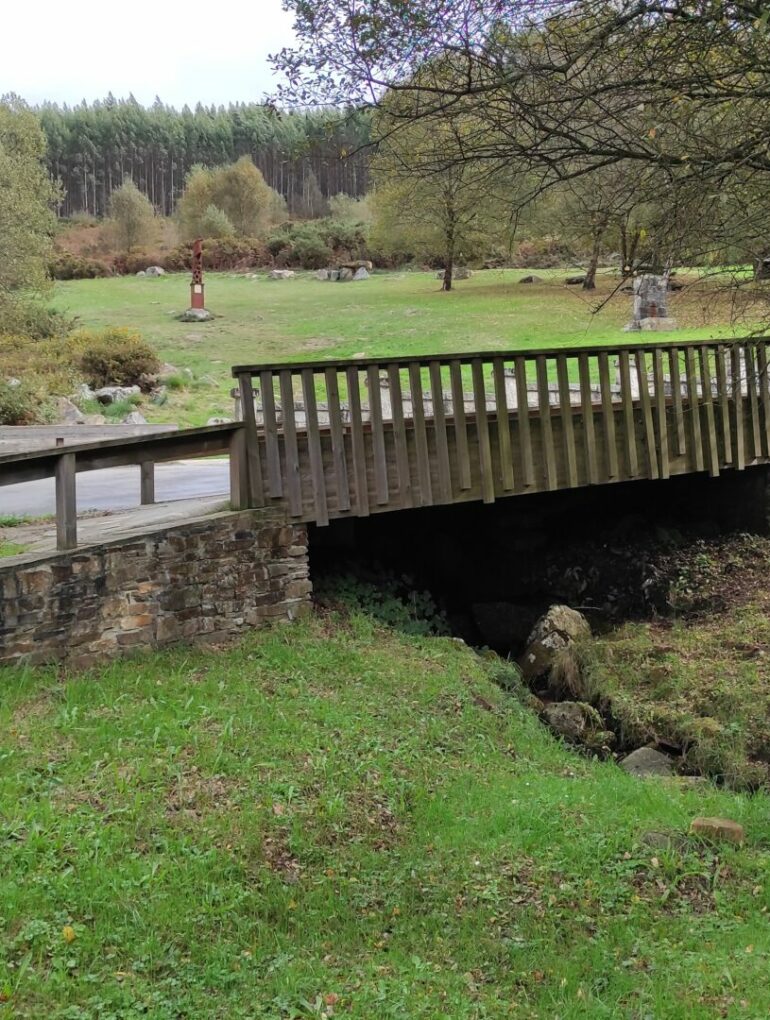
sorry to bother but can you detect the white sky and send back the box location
[4,0,297,108]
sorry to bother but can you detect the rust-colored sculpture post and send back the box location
[190,238,205,310]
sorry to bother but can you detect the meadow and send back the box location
[53,269,751,427]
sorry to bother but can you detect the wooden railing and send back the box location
[232,338,770,524]
[0,423,247,551]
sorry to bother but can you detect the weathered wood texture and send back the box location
[233,339,770,525]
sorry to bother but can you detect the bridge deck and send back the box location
[233,338,770,525]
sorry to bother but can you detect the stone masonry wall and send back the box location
[0,509,311,670]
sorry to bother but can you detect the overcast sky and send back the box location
[4,0,297,108]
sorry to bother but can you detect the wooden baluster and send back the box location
[429,361,453,502]
[324,367,351,512]
[449,361,471,490]
[472,358,495,502]
[260,369,282,498]
[140,462,155,504]
[684,347,705,472]
[669,347,687,456]
[301,368,329,525]
[635,349,659,480]
[597,352,618,480]
[652,348,670,480]
[745,344,762,461]
[578,352,598,485]
[229,427,249,510]
[367,366,389,505]
[731,344,745,470]
[236,372,264,506]
[279,370,303,517]
[618,350,638,477]
[492,357,515,491]
[388,364,413,508]
[536,355,557,490]
[345,366,369,516]
[698,346,719,477]
[514,356,535,487]
[757,340,770,456]
[409,363,433,506]
[715,345,732,467]
[556,354,578,487]
[55,452,77,551]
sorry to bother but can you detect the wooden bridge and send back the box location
[4,337,770,551]
[233,337,770,526]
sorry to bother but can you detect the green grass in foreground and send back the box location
[54,270,748,427]
[2,614,770,1018]
[0,541,25,559]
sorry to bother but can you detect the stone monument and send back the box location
[624,274,677,332]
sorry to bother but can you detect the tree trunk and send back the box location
[583,218,607,290]
[442,210,456,292]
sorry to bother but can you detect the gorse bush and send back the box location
[75,328,160,389]
[49,250,110,280]
[0,379,50,425]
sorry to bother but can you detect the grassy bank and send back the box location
[2,614,770,1017]
[53,270,748,427]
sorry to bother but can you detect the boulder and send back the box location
[338,268,354,282]
[122,410,147,425]
[543,701,602,742]
[339,260,373,272]
[176,308,214,322]
[207,416,233,425]
[436,267,473,281]
[145,265,165,277]
[519,605,591,682]
[353,267,370,281]
[316,269,332,281]
[72,382,95,403]
[519,275,544,284]
[95,385,141,405]
[565,275,586,285]
[269,269,295,280]
[55,396,85,425]
[690,816,745,844]
[471,602,538,651]
[83,413,107,425]
[150,387,168,406]
[135,270,146,277]
[619,747,674,777]
[158,362,180,381]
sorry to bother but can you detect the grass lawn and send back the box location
[54,270,751,427]
[2,612,770,1018]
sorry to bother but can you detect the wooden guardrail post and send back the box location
[229,426,249,510]
[236,372,264,507]
[140,462,155,504]
[55,452,77,551]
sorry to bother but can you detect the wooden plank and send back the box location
[324,367,351,512]
[260,370,283,498]
[684,347,705,472]
[429,361,452,502]
[536,355,558,490]
[278,370,302,517]
[715,345,732,466]
[492,357,515,491]
[55,452,77,551]
[409,363,433,505]
[514,357,535,487]
[635,350,659,479]
[745,344,762,461]
[367,366,389,505]
[140,462,155,504]
[345,366,369,516]
[237,373,264,507]
[555,354,578,487]
[388,364,413,507]
[669,348,686,456]
[597,352,618,480]
[757,341,770,456]
[228,427,249,510]
[618,350,638,477]
[698,346,720,477]
[578,352,598,484]
[449,361,471,490]
[472,359,495,503]
[301,368,329,525]
[731,345,746,470]
[652,348,670,479]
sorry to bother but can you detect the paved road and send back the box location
[1,460,231,517]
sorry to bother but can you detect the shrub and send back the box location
[198,204,235,239]
[0,379,50,425]
[49,250,110,280]
[163,237,270,272]
[73,328,161,389]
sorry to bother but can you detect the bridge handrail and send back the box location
[0,422,248,552]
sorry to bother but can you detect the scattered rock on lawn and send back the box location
[145,265,166,276]
[519,604,591,682]
[436,267,473,281]
[620,747,675,777]
[55,396,85,425]
[72,382,95,402]
[565,275,586,285]
[543,700,603,742]
[123,411,147,425]
[338,267,354,282]
[269,269,295,280]
[176,308,215,322]
[690,816,745,844]
[519,275,544,284]
[353,267,370,280]
[207,416,233,425]
[136,270,146,277]
[95,385,141,405]
[83,413,106,425]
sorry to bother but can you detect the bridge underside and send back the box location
[250,395,768,525]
